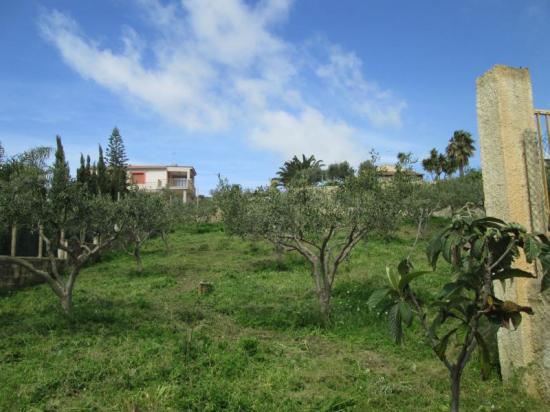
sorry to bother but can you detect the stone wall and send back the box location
[0,258,64,293]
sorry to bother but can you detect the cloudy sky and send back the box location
[1,0,550,193]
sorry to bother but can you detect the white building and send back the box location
[128,164,196,203]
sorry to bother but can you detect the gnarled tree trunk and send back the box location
[134,241,143,273]
[60,290,73,314]
[312,261,332,323]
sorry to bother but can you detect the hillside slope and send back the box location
[0,223,545,411]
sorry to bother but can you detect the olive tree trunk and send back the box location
[279,226,366,323]
[312,261,332,322]
[134,241,143,273]
[450,368,462,412]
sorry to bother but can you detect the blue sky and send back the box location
[1,0,550,194]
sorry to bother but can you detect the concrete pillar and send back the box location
[183,190,187,203]
[10,224,16,257]
[477,65,550,398]
[58,230,67,260]
[38,225,44,258]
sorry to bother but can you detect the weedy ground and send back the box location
[0,220,546,411]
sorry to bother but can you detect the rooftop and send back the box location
[128,164,195,170]
[377,164,423,177]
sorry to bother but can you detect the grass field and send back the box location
[0,221,546,411]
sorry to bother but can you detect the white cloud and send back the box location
[316,45,407,128]
[39,0,406,165]
[251,107,365,164]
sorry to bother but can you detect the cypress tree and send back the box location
[0,140,4,164]
[51,135,71,232]
[106,127,128,200]
[84,155,92,185]
[97,145,109,196]
[76,154,86,185]
[51,135,70,199]
[89,161,98,195]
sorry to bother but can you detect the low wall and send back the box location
[0,257,64,293]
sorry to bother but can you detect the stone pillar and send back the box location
[38,225,44,258]
[10,224,17,257]
[477,65,550,398]
[58,230,67,260]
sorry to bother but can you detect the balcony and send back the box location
[168,178,188,189]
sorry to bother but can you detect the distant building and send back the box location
[128,164,196,203]
[377,164,424,182]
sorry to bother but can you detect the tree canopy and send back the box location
[275,154,324,187]
[215,169,406,320]
[446,130,475,177]
[0,141,125,313]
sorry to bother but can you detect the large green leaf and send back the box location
[472,216,507,229]
[398,271,430,290]
[388,303,403,344]
[428,311,445,339]
[442,232,461,264]
[471,238,486,259]
[439,281,467,298]
[441,233,454,263]
[399,301,413,326]
[474,332,491,380]
[434,328,458,360]
[539,254,550,272]
[542,274,550,293]
[367,288,391,311]
[427,232,444,269]
[492,268,536,281]
[386,266,399,291]
[524,236,541,263]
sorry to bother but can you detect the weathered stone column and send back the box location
[477,65,550,398]
[10,224,17,257]
[37,225,44,258]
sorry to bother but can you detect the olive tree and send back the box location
[215,173,403,321]
[179,197,218,232]
[0,174,124,313]
[0,146,52,254]
[121,190,171,272]
[369,216,550,411]
[434,170,484,214]
[403,170,484,240]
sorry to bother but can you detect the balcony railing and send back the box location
[168,178,188,189]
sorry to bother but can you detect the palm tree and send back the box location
[442,155,458,179]
[396,151,417,170]
[422,148,444,180]
[446,130,475,177]
[275,154,324,186]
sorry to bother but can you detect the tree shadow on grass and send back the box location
[5,295,157,337]
[232,302,325,330]
[248,253,309,273]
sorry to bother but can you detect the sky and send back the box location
[1,0,550,194]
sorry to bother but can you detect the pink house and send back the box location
[128,164,197,203]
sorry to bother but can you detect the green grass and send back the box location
[0,221,546,411]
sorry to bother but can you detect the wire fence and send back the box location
[528,110,550,231]
[535,110,550,159]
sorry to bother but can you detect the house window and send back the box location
[132,172,145,184]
